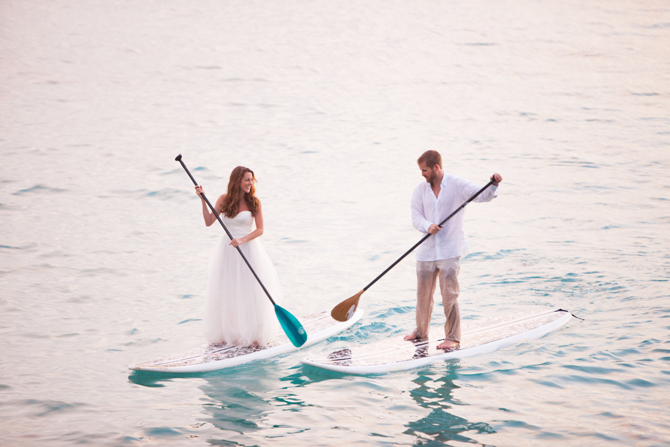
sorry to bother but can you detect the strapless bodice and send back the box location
[221,211,253,238]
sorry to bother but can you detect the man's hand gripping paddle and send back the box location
[330,178,496,322]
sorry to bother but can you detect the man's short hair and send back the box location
[418,150,442,168]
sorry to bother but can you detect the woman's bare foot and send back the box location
[437,340,459,350]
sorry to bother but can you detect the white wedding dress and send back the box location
[203,211,283,346]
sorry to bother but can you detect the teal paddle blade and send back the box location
[275,305,307,347]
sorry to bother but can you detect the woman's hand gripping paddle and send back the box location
[330,178,496,322]
[176,155,307,347]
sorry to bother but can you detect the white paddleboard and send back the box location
[129,308,364,373]
[301,308,571,375]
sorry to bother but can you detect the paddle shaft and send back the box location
[361,180,495,292]
[175,155,277,306]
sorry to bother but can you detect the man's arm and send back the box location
[411,185,433,233]
[459,174,502,203]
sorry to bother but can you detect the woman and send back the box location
[195,166,283,346]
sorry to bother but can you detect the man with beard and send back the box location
[404,150,502,350]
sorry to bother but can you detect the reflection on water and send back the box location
[129,363,492,446]
[405,368,495,446]
[128,370,204,388]
[128,366,272,445]
[129,363,321,445]
[199,376,265,439]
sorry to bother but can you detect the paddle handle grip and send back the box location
[362,179,495,292]
[175,154,195,181]
[175,154,277,306]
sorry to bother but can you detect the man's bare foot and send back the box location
[437,340,459,350]
[404,331,426,341]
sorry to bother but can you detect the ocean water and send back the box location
[1,0,669,445]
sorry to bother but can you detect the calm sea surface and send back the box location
[1,0,669,445]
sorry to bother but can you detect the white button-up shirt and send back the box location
[411,174,498,261]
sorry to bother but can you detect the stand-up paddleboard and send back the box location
[301,308,571,375]
[129,309,364,373]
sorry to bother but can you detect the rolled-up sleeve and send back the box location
[459,178,498,203]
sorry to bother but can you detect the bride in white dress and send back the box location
[195,166,283,346]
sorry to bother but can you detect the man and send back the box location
[404,150,502,350]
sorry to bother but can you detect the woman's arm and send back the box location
[195,186,224,227]
[230,202,264,248]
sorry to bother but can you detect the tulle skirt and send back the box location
[203,234,283,346]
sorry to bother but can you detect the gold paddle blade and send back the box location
[330,289,365,322]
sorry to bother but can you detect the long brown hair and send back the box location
[221,166,260,218]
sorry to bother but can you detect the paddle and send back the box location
[330,177,496,322]
[175,154,307,347]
